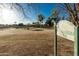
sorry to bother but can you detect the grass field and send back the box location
[0,28,74,56]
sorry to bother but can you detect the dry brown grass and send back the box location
[0,28,74,56]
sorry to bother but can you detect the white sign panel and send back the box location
[57,20,75,41]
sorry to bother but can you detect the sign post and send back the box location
[74,26,79,56]
[52,17,58,56]
[54,22,57,56]
[77,27,79,56]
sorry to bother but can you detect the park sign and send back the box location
[57,20,79,56]
[57,20,75,41]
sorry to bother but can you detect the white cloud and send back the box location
[0,3,32,25]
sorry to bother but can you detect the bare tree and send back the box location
[0,3,38,20]
[57,3,79,26]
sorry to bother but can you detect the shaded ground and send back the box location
[0,28,74,56]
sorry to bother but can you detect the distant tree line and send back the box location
[32,9,61,28]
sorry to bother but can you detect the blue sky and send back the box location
[20,3,55,21]
[20,3,68,22]
[0,3,69,24]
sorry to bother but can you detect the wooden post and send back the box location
[54,22,57,56]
